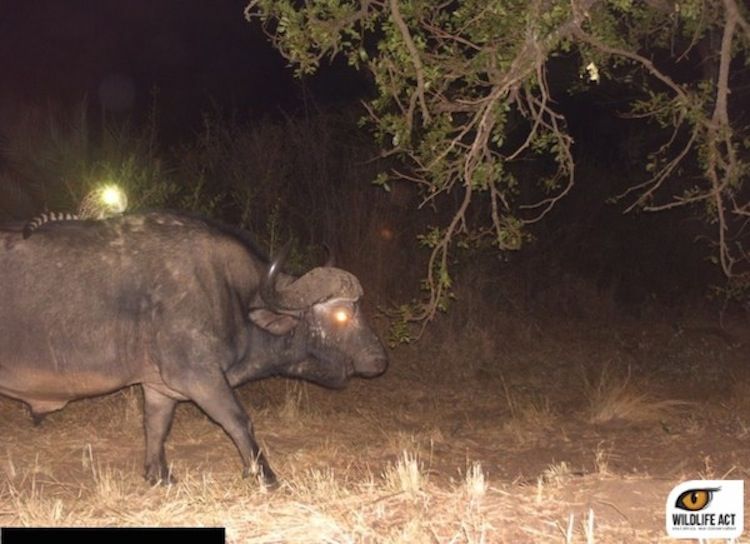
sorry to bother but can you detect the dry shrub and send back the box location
[583,364,688,424]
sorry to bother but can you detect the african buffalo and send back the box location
[0,212,387,487]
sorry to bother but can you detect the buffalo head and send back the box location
[248,246,388,387]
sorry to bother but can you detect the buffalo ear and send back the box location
[249,309,299,335]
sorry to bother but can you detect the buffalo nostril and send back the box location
[357,357,388,378]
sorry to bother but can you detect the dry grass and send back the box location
[501,377,556,443]
[0,454,684,542]
[541,461,574,487]
[592,442,613,476]
[582,364,688,424]
[0,382,694,542]
[463,462,488,502]
[276,381,318,423]
[382,450,425,496]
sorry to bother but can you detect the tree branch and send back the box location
[724,0,750,41]
[573,27,688,101]
[389,0,432,126]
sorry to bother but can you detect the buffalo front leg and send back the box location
[142,385,178,485]
[178,377,277,488]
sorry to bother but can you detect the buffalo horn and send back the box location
[260,243,363,312]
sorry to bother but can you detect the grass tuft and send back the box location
[583,364,688,424]
[383,451,424,496]
[464,462,488,502]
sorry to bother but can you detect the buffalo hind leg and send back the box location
[178,376,278,489]
[142,385,178,485]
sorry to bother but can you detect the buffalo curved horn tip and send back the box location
[322,242,336,268]
[260,241,293,312]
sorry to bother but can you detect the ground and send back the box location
[0,313,748,542]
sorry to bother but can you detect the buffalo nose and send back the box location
[357,357,388,378]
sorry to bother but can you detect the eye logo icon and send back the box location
[675,488,719,511]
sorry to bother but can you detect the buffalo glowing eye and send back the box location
[333,309,350,324]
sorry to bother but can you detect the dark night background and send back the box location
[0,0,735,315]
[0,0,368,134]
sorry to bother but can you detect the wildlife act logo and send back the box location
[666,480,743,539]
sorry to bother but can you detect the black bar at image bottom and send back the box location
[0,527,225,544]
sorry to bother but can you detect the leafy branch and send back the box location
[247,0,750,332]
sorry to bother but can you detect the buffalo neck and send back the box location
[225,322,308,387]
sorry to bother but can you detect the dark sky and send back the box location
[0,0,366,135]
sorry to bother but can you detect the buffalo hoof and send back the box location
[242,464,279,491]
[145,466,177,486]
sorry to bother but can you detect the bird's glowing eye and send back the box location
[100,185,126,210]
[333,309,350,324]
